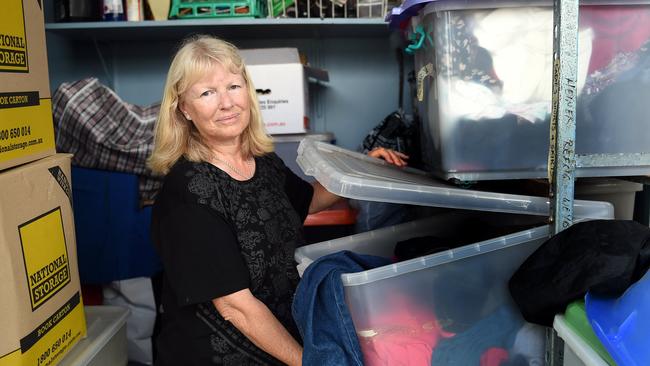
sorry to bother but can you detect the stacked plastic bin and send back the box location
[403,0,650,181]
[294,139,614,365]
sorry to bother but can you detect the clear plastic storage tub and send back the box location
[294,139,614,365]
[296,214,548,365]
[411,1,650,180]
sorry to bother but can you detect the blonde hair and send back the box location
[148,35,273,175]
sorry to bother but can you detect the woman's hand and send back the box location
[308,147,410,215]
[368,147,409,167]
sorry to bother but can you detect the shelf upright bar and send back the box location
[547,0,579,365]
[548,0,579,235]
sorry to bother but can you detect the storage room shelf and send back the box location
[44,18,389,40]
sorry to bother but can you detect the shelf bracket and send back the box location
[576,153,650,168]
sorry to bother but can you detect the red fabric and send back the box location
[581,6,650,73]
[357,294,454,366]
[480,347,510,366]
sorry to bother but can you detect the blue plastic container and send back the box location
[72,167,162,284]
[586,270,650,366]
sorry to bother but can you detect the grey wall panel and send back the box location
[46,33,403,151]
[46,35,115,94]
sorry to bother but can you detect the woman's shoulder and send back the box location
[164,157,197,186]
[159,157,215,201]
[259,152,285,170]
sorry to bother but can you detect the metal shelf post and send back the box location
[547,0,579,364]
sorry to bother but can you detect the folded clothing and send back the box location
[509,220,650,327]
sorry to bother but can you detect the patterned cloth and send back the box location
[361,111,412,154]
[52,78,162,205]
[434,13,502,91]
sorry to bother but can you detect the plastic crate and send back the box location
[356,0,385,18]
[170,0,264,18]
[268,0,386,18]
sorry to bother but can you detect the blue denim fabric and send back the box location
[430,306,522,366]
[292,250,391,366]
[350,200,411,233]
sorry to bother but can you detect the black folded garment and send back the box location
[509,220,650,326]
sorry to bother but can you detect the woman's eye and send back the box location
[230,84,242,90]
[200,90,214,97]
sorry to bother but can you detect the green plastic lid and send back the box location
[564,300,617,366]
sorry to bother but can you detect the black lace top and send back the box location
[152,153,314,365]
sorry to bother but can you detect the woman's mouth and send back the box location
[217,113,239,123]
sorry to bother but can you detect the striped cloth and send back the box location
[53,78,162,205]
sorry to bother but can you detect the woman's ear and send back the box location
[178,101,191,120]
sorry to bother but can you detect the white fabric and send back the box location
[103,277,156,365]
[439,76,551,123]
[472,7,594,106]
[511,323,546,366]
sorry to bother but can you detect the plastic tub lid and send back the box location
[586,270,650,366]
[296,139,614,219]
[386,0,432,27]
[273,132,334,143]
[58,305,129,366]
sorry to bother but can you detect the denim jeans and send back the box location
[292,251,391,366]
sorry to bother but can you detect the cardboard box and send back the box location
[0,0,56,171]
[145,0,171,20]
[240,48,328,135]
[0,154,86,366]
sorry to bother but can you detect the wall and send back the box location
[45,16,412,151]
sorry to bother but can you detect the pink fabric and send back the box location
[357,294,454,366]
[582,6,650,73]
[480,347,510,366]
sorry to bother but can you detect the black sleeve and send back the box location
[157,203,250,306]
[283,164,314,223]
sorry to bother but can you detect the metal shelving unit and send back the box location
[44,18,390,40]
[549,0,650,235]
[548,0,650,364]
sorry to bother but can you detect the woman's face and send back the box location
[180,62,251,146]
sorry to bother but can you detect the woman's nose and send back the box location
[219,92,233,109]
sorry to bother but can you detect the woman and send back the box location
[148,35,407,366]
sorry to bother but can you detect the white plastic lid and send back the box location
[58,306,129,366]
[421,0,650,14]
[296,139,614,219]
[553,315,610,366]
